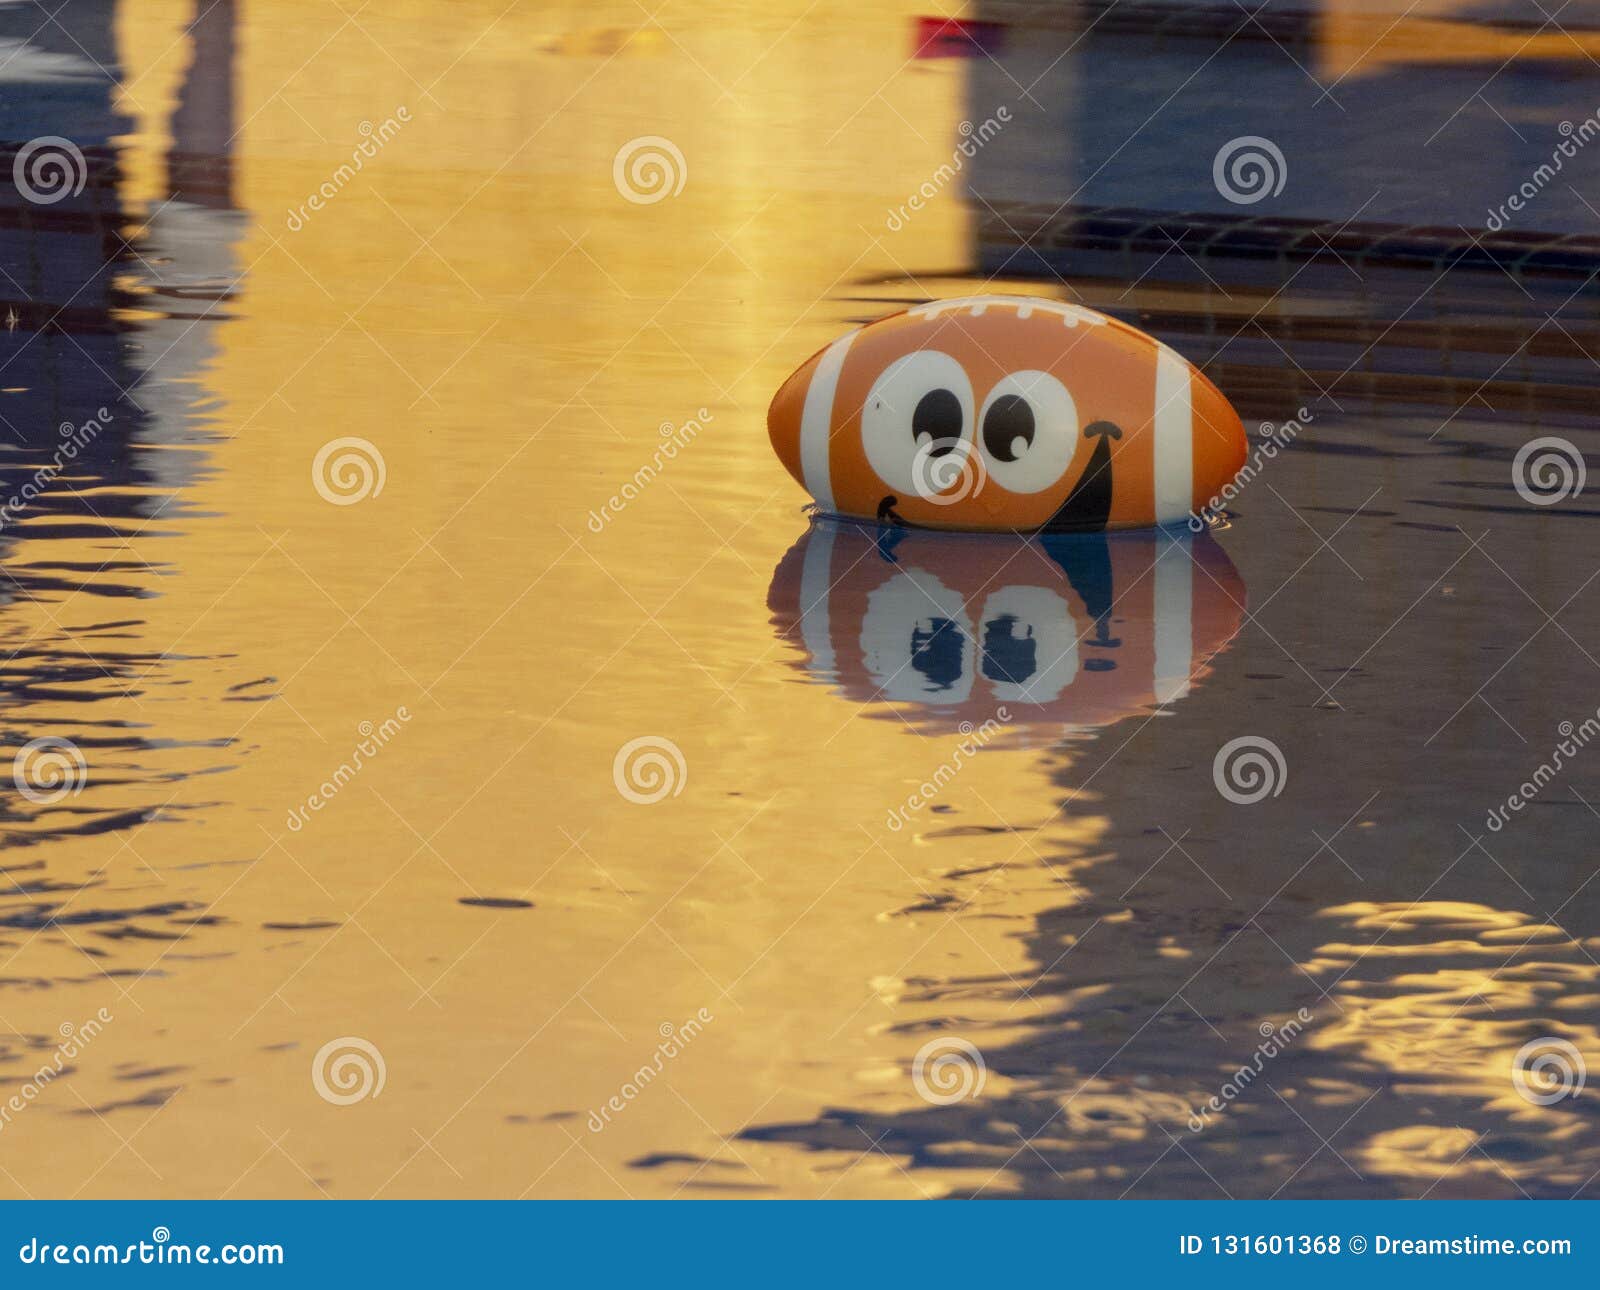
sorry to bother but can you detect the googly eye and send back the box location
[861,568,974,703]
[977,587,1079,703]
[977,371,1078,494]
[860,351,975,499]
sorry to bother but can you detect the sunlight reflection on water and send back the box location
[0,0,1594,1200]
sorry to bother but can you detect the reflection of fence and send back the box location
[986,0,1316,44]
[1209,363,1599,423]
[978,201,1600,284]
[0,142,128,336]
[855,287,1600,425]
[965,2,1600,235]
[0,139,150,505]
[983,0,1600,49]
[859,196,1600,422]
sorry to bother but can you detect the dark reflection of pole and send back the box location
[0,0,137,486]
[0,2,246,935]
[168,0,238,211]
[129,0,246,495]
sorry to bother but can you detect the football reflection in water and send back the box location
[768,518,1247,744]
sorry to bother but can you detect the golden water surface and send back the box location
[0,0,1595,1199]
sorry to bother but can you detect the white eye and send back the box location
[977,586,1079,703]
[977,370,1077,493]
[861,568,974,703]
[860,350,974,499]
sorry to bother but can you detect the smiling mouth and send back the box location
[876,420,1122,533]
[1041,420,1121,533]
[876,495,907,527]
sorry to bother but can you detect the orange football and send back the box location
[768,296,1248,532]
[767,519,1248,744]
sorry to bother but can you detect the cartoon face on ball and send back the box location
[766,519,1249,743]
[768,296,1248,532]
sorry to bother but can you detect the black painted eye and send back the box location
[913,389,964,458]
[861,351,974,497]
[910,617,966,692]
[861,569,976,703]
[977,371,1078,494]
[977,587,1079,701]
[982,394,1035,463]
[981,613,1036,684]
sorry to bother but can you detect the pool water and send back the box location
[0,0,1595,1198]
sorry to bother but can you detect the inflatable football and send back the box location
[768,296,1247,533]
[767,519,1248,744]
